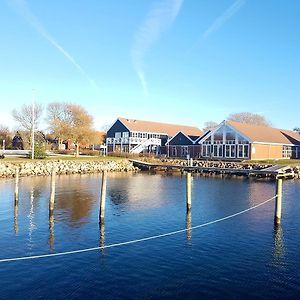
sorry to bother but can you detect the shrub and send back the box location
[28,143,47,159]
[80,149,100,156]
[54,149,75,155]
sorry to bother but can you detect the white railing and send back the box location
[106,137,153,145]
[106,137,130,145]
[130,138,161,154]
[0,150,31,157]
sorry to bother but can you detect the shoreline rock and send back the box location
[0,160,138,178]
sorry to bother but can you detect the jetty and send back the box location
[130,159,295,179]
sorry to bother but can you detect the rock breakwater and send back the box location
[0,160,138,178]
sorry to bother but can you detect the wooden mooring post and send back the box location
[99,170,107,222]
[274,178,283,225]
[186,209,192,241]
[14,166,19,202]
[100,221,105,254]
[49,166,56,216]
[49,214,54,250]
[186,172,192,211]
[14,200,19,235]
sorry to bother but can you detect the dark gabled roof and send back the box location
[166,131,202,145]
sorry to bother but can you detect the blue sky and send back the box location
[0,0,299,131]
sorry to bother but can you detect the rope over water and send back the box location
[0,195,276,263]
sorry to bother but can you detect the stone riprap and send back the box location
[147,158,300,178]
[0,160,138,178]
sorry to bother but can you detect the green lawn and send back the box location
[245,159,300,165]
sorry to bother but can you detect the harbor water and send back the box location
[0,173,299,299]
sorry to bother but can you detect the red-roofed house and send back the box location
[198,120,300,160]
[106,117,202,156]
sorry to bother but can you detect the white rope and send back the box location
[0,195,276,263]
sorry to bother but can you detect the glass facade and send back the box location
[201,124,249,159]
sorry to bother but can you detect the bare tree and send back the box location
[0,125,12,149]
[12,103,44,150]
[12,103,43,131]
[203,121,218,132]
[228,112,271,127]
[101,123,112,133]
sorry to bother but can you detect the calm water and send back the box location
[0,173,299,299]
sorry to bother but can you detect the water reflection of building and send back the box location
[108,173,175,211]
[248,179,274,203]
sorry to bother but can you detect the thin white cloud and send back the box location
[9,0,97,88]
[202,0,245,39]
[131,0,183,96]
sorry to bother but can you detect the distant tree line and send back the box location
[203,112,271,132]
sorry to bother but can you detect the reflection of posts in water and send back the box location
[14,166,19,202]
[273,224,284,260]
[99,221,105,254]
[49,214,55,251]
[186,172,192,211]
[99,171,107,222]
[49,166,56,216]
[186,209,192,241]
[14,200,19,235]
[274,178,283,225]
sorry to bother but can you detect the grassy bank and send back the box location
[1,155,123,162]
[246,159,300,165]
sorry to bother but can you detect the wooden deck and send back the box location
[130,160,295,179]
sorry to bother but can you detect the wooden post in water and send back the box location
[274,178,283,225]
[186,172,192,211]
[14,200,19,235]
[14,166,19,202]
[49,213,54,251]
[186,209,192,241]
[49,165,56,216]
[100,221,105,254]
[99,170,107,222]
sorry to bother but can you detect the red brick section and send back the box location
[250,144,283,160]
[119,117,202,137]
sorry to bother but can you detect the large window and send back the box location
[213,145,223,157]
[171,146,177,157]
[202,144,211,157]
[201,124,250,159]
[115,132,121,138]
[282,146,292,158]
[181,146,189,157]
[238,144,249,158]
[225,145,236,158]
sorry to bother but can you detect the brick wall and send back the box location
[250,143,283,160]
